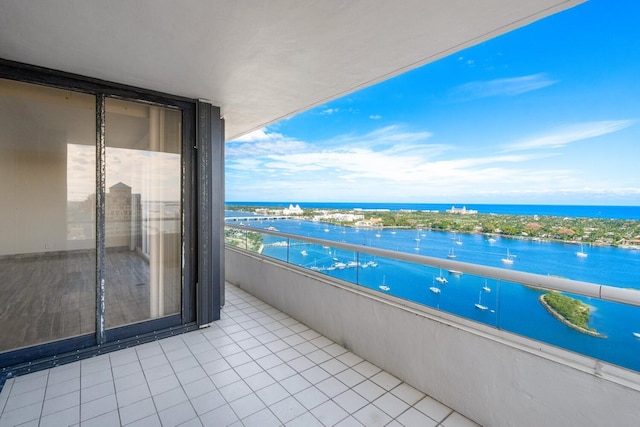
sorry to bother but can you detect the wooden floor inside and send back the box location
[0,248,180,353]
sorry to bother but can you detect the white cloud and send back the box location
[226,126,574,201]
[504,120,635,152]
[321,108,340,115]
[450,73,557,101]
[231,128,284,143]
[225,124,640,204]
[226,127,308,158]
[369,114,382,120]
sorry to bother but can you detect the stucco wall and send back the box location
[226,247,640,427]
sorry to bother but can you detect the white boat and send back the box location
[324,228,330,232]
[267,226,279,231]
[375,230,381,238]
[447,248,456,259]
[379,275,390,291]
[435,269,448,284]
[488,237,497,243]
[391,231,397,235]
[475,291,488,311]
[482,280,491,292]
[576,244,588,258]
[429,276,441,294]
[448,269,463,276]
[300,250,308,256]
[633,332,640,338]
[501,249,514,264]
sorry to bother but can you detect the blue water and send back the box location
[226,202,640,220]
[231,212,640,372]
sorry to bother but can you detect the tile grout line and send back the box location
[229,287,456,426]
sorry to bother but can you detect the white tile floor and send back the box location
[0,284,480,427]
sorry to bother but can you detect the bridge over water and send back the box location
[224,215,292,222]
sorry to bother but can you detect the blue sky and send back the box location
[226,0,640,206]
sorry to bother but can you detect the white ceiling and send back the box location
[0,0,583,141]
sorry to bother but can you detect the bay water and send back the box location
[231,208,640,372]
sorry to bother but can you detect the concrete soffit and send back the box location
[0,0,584,140]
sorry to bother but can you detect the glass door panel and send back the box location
[0,78,96,351]
[104,98,182,329]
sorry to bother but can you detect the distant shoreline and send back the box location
[226,202,640,221]
[226,203,640,250]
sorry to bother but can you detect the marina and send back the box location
[234,209,640,372]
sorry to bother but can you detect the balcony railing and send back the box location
[225,224,640,373]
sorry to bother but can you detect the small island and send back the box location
[539,291,606,338]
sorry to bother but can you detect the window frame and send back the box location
[0,59,199,372]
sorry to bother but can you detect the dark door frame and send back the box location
[0,59,222,380]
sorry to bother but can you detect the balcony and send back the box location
[3,227,640,426]
[0,283,476,427]
[224,226,640,426]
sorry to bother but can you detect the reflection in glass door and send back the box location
[105,98,182,329]
[0,78,96,352]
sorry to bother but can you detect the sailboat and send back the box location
[633,332,640,339]
[447,248,456,259]
[475,290,488,311]
[414,239,420,251]
[414,230,421,242]
[429,276,441,294]
[309,259,321,271]
[576,243,588,258]
[379,275,390,292]
[435,268,448,284]
[482,280,491,292]
[501,249,514,264]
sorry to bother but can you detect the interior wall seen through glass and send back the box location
[104,98,182,329]
[0,78,96,352]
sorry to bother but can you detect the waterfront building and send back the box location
[316,212,365,222]
[446,205,478,215]
[283,203,304,215]
[2,2,638,426]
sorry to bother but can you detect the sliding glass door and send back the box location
[104,98,182,329]
[0,78,96,351]
[0,78,188,356]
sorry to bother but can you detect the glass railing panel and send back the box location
[224,227,264,253]
[225,224,640,372]
[494,283,640,371]
[262,233,290,261]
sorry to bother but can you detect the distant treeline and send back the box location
[226,205,640,247]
